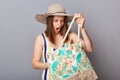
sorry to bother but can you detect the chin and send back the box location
[54,32,60,34]
[54,31,60,34]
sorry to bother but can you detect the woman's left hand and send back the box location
[75,13,85,29]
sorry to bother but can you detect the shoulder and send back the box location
[36,34,43,40]
[69,32,78,38]
[68,32,77,42]
[69,32,83,43]
[35,33,44,47]
[69,32,77,35]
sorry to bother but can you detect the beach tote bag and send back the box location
[47,14,98,80]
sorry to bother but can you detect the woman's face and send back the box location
[53,16,64,34]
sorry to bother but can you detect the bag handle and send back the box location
[59,14,80,48]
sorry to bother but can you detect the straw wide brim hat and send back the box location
[35,4,73,24]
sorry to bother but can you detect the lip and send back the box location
[56,27,60,30]
[56,26,63,29]
[54,27,61,33]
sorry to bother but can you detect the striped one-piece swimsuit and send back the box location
[41,33,54,80]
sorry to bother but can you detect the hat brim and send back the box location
[35,13,73,24]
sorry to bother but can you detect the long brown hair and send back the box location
[45,16,69,44]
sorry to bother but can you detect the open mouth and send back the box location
[56,27,60,30]
[54,27,63,33]
[56,27,61,30]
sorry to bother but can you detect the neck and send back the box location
[54,33,63,47]
[54,33,61,37]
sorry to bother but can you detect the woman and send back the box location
[32,3,97,80]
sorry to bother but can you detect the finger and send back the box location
[70,39,74,44]
[75,13,80,18]
[47,63,50,68]
[75,14,84,20]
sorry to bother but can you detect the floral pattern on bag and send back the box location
[47,43,93,80]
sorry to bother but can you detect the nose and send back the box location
[58,21,62,26]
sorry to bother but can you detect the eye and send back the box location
[53,19,58,22]
[60,20,64,23]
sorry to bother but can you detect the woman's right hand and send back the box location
[42,63,50,69]
[32,34,50,70]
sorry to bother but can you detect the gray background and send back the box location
[0,0,120,80]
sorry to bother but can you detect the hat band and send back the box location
[47,11,66,15]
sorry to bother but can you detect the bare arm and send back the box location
[75,13,93,53]
[32,34,49,69]
[80,28,93,52]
